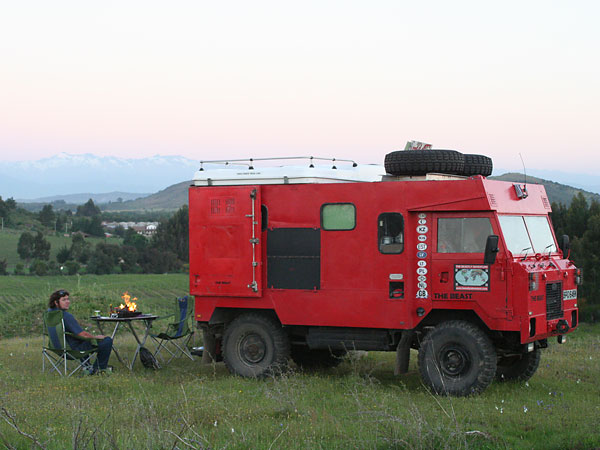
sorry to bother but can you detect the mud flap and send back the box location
[394,330,415,375]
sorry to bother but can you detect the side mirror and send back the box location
[559,235,570,257]
[484,235,500,265]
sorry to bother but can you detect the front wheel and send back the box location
[496,349,541,382]
[418,321,496,396]
[223,313,290,378]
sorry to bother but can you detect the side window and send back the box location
[437,217,493,253]
[378,213,404,254]
[321,203,356,231]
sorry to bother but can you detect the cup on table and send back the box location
[94,310,101,317]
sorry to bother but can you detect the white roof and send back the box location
[192,163,386,186]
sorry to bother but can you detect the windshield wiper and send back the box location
[521,247,532,260]
[544,243,554,258]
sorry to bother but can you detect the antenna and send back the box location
[519,153,527,190]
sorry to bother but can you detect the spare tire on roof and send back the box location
[384,149,465,176]
[462,154,493,177]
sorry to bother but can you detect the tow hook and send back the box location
[556,319,569,334]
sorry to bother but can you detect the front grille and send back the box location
[546,282,563,320]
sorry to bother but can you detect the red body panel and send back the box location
[189,176,578,342]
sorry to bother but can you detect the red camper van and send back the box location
[188,152,580,396]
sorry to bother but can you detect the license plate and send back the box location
[563,289,577,300]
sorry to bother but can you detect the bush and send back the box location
[0,259,7,275]
[64,260,80,275]
[29,260,48,276]
[14,263,25,275]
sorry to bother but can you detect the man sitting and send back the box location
[47,289,113,374]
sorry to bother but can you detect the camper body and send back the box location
[188,160,579,395]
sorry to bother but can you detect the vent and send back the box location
[541,197,551,210]
[546,282,563,320]
[487,193,497,207]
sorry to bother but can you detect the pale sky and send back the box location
[1,1,599,174]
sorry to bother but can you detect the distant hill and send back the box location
[101,181,191,211]
[98,173,600,212]
[488,173,600,206]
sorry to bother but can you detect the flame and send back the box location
[119,291,138,312]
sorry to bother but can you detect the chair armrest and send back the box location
[65,332,98,346]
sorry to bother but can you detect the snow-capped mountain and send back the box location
[0,153,201,200]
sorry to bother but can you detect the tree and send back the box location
[38,204,56,228]
[124,228,147,250]
[0,259,7,275]
[32,231,51,260]
[567,192,589,239]
[152,205,189,262]
[70,233,92,264]
[0,196,17,226]
[76,198,101,217]
[56,245,71,263]
[17,232,35,261]
[29,260,48,276]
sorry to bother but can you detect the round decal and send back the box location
[417,275,427,282]
[417,260,427,267]
[416,289,429,299]
[418,213,427,219]
[417,251,427,259]
[417,267,428,275]
[418,219,427,225]
[418,281,427,289]
[417,225,428,234]
[417,243,427,251]
[418,235,427,242]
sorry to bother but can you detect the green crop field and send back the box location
[1,274,599,449]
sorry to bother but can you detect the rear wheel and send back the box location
[223,313,290,378]
[418,321,496,396]
[291,346,346,369]
[496,349,541,382]
[384,150,465,176]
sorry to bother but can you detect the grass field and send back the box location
[0,230,122,272]
[1,274,599,449]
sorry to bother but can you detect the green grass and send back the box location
[1,274,599,449]
[0,230,122,271]
[1,326,599,449]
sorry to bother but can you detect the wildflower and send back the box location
[214,420,218,427]
[523,406,528,413]
[231,428,235,433]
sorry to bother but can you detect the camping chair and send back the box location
[149,296,194,365]
[42,310,99,377]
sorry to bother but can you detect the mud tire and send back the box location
[384,149,465,176]
[496,349,541,382]
[462,154,493,177]
[418,321,496,396]
[223,313,290,378]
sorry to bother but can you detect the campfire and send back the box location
[111,292,142,317]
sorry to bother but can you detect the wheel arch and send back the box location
[208,307,281,327]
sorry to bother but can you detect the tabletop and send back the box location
[91,314,158,322]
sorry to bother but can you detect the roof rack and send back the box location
[198,156,358,171]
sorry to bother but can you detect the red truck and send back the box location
[188,152,580,396]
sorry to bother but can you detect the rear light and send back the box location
[529,273,539,291]
[576,268,583,285]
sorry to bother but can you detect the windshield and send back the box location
[498,215,557,255]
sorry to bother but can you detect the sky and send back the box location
[1,1,599,175]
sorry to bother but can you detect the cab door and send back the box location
[430,213,507,321]
[189,185,262,297]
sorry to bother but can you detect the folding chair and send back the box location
[42,310,99,377]
[149,296,195,364]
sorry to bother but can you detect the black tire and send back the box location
[418,321,496,396]
[462,154,493,177]
[223,313,290,378]
[384,150,465,176]
[496,349,541,382]
[291,346,346,369]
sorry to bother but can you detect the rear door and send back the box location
[189,185,262,297]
